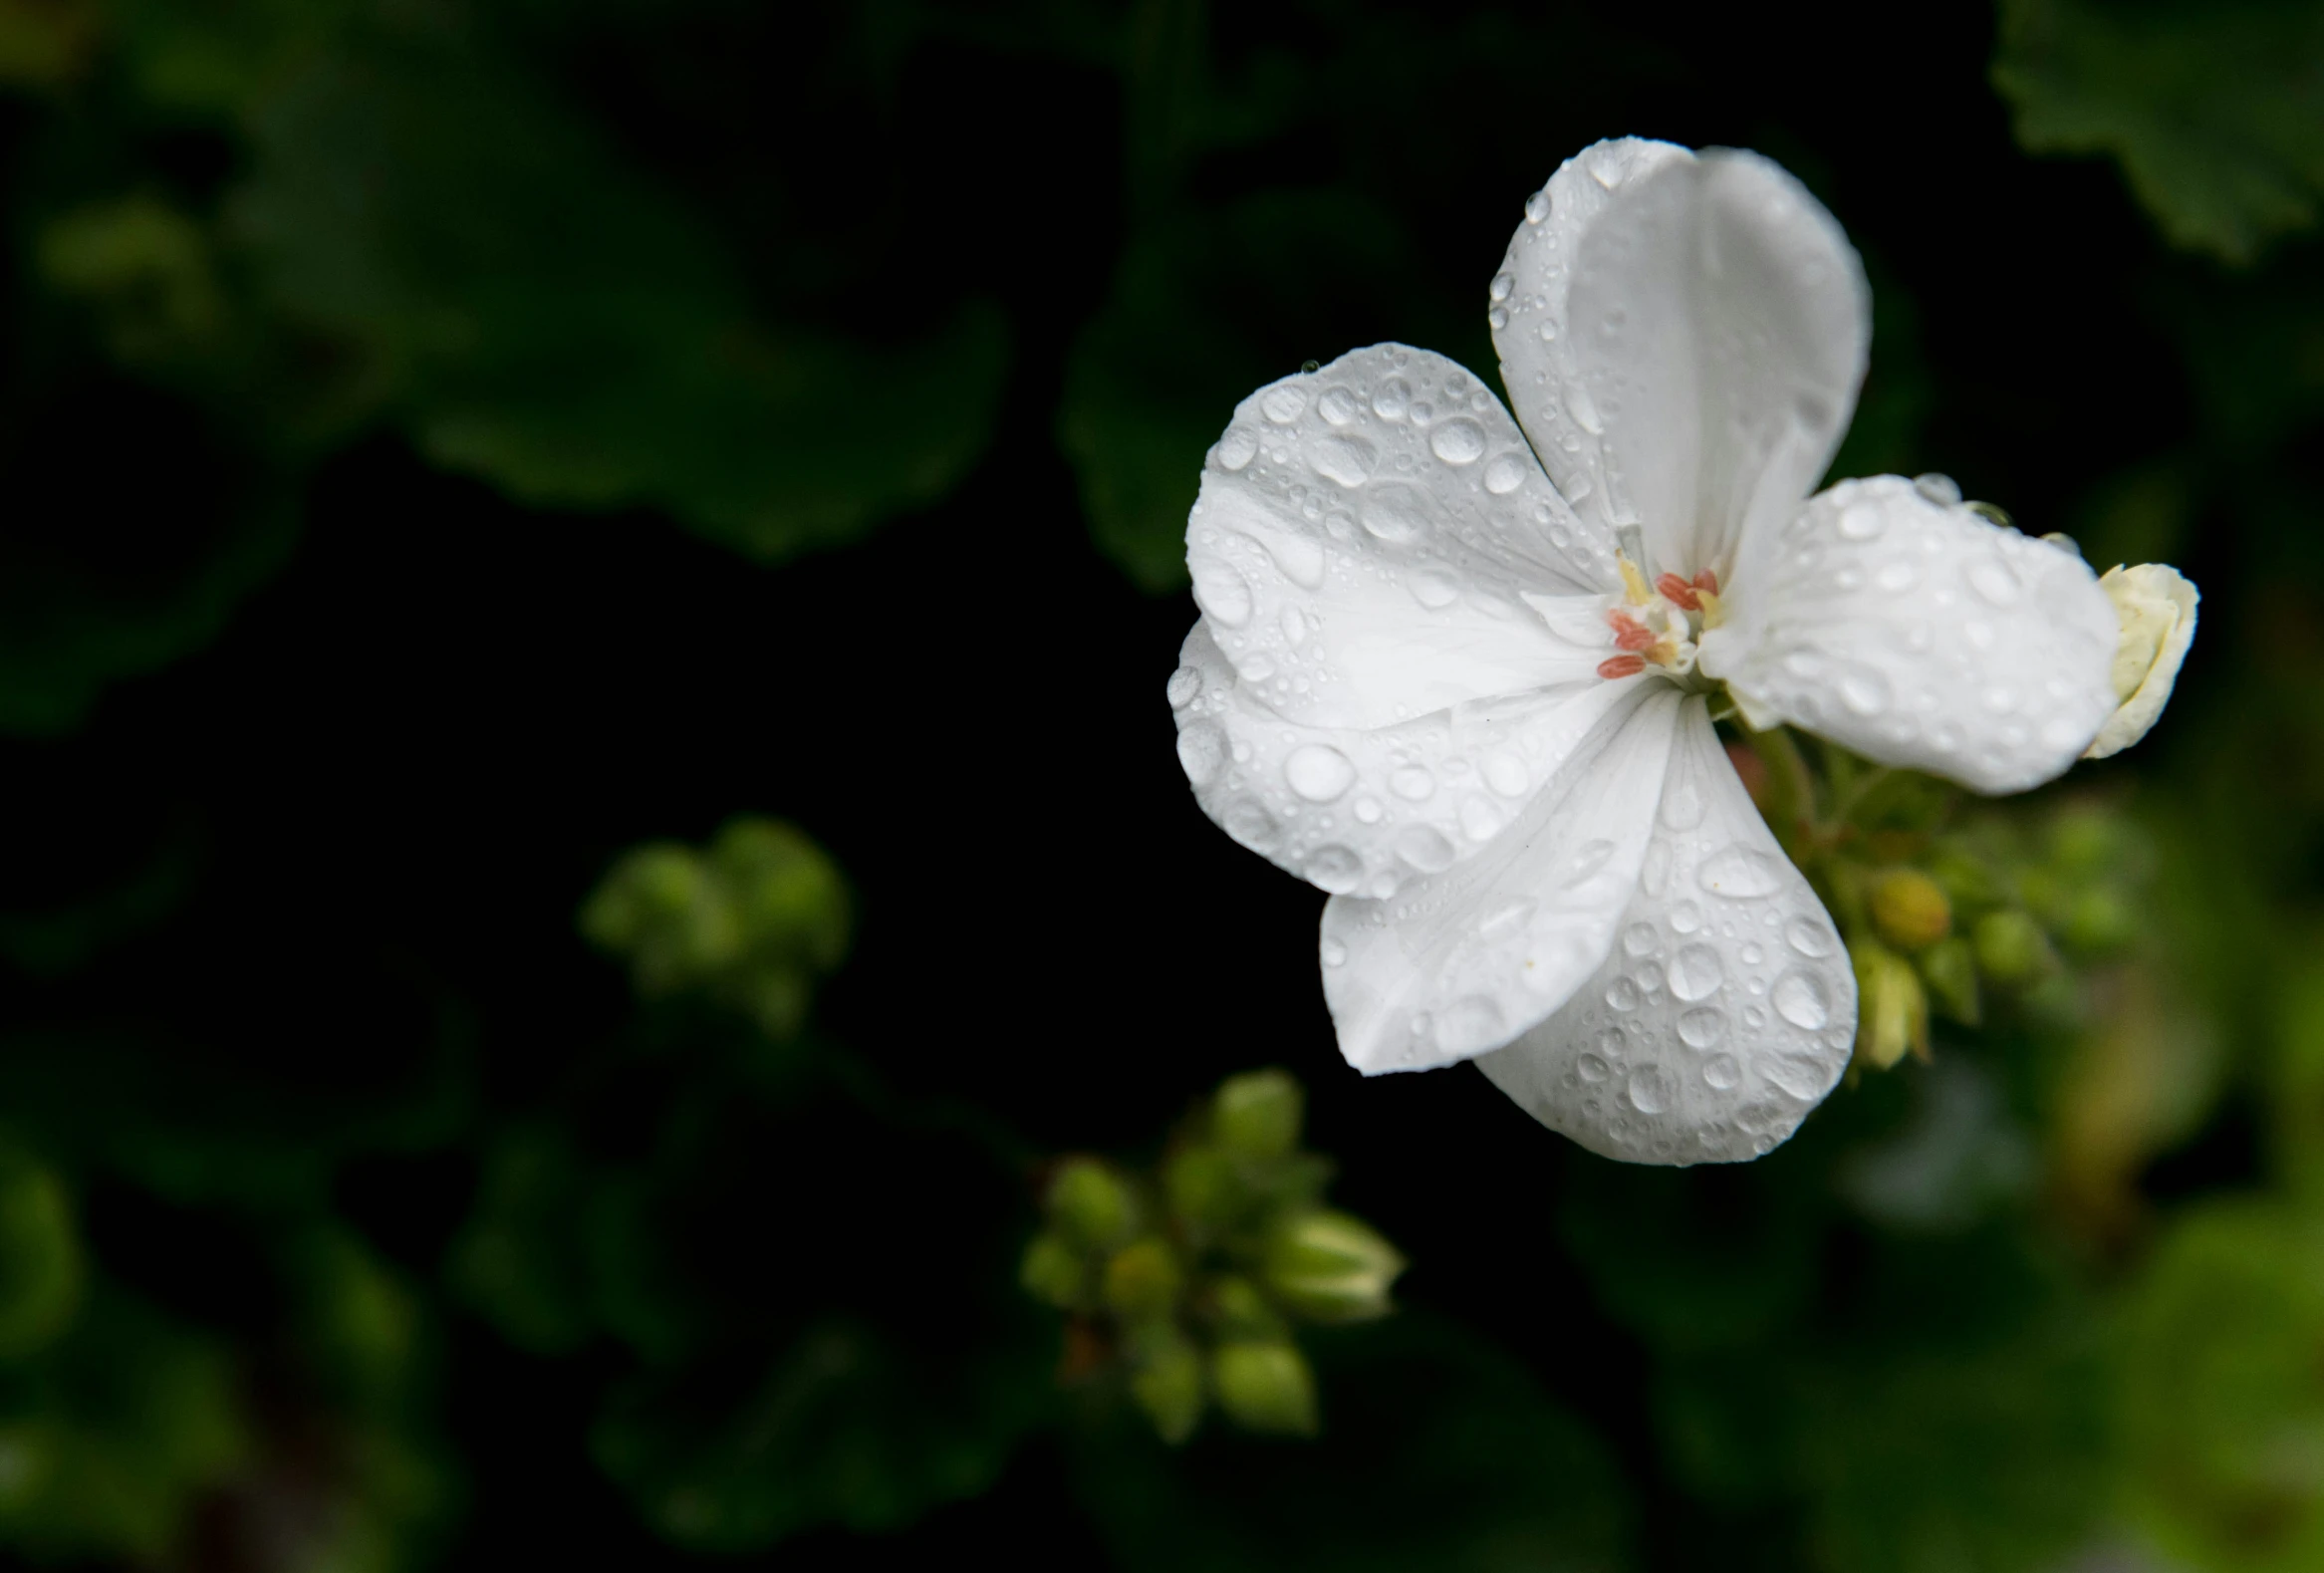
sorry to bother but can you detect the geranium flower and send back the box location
[1164,137,2183,1167]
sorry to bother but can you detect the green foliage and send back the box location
[1994,0,2324,265]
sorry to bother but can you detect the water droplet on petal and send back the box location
[1371,379,1412,421]
[1565,384,1604,435]
[1838,502,1886,540]
[1317,388,1359,425]
[1678,1008,1726,1049]
[1764,1055,1829,1100]
[1478,898,1536,939]
[1968,557,2022,607]
[1265,532,1327,590]
[1702,1054,1741,1090]
[1165,665,1202,709]
[1390,765,1435,801]
[1840,666,1892,716]
[1913,472,1961,505]
[1484,754,1529,797]
[1223,798,1279,851]
[1304,844,1363,893]
[1458,796,1505,842]
[1627,1066,1669,1114]
[1398,825,1455,872]
[1875,558,1917,593]
[1435,995,1506,1056]
[1408,568,1460,609]
[1483,453,1528,494]
[1176,721,1226,785]
[1489,270,1515,303]
[1191,558,1252,627]
[1772,969,1830,1029]
[1310,434,1377,488]
[1524,189,1552,224]
[1669,944,1724,1002]
[1578,1052,1610,1083]
[1622,921,1659,957]
[1697,846,1783,899]
[1285,744,1355,802]
[1215,426,1259,470]
[1429,418,1486,465]
[1261,385,1308,424]
[1605,976,1641,1011]
[1563,839,1617,887]
[1321,936,1348,966]
[1660,780,1706,830]
[1361,484,1431,545]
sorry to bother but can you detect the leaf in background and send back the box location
[219,20,1007,562]
[1067,1313,1633,1573]
[2118,1198,2324,1573]
[1993,0,2324,265]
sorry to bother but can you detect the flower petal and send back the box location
[2084,563,2198,759]
[1172,620,1642,897]
[1187,344,1616,732]
[1477,699,1855,1166]
[1700,476,2119,794]
[1318,687,1682,1074]
[1492,140,1870,581]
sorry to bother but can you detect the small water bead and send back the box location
[1321,936,1349,967]
[1764,1055,1828,1101]
[1772,968,1830,1029]
[1165,665,1203,708]
[1659,780,1706,830]
[1435,995,1506,1056]
[1678,1008,1726,1049]
[1429,417,1486,465]
[1622,921,1660,958]
[1839,666,1891,716]
[1223,798,1278,851]
[1477,897,1536,939]
[1398,825,1455,871]
[1280,606,1308,645]
[1390,765,1435,801]
[1352,796,1384,824]
[1563,839,1617,887]
[1606,977,1642,1011]
[1913,472,1961,505]
[1284,743,1356,802]
[1310,435,1377,488]
[1669,944,1724,1002]
[1524,189,1552,224]
[1577,1052,1610,1084]
[1176,721,1226,785]
[1670,900,1701,935]
[1487,308,1508,331]
[1215,426,1259,470]
[1408,569,1461,609]
[1484,754,1529,797]
[1702,1054,1742,1090]
[1265,531,1327,589]
[1261,385,1309,423]
[1361,485,1431,545]
[1627,1067,1670,1115]
[1967,556,2022,607]
[1458,796,1506,842]
[1317,387,1360,425]
[1743,1005,1767,1030]
[1740,942,1764,966]
[1191,558,1252,627]
[1875,558,1918,593]
[1483,453,1529,494]
[1488,270,1515,303]
[1372,379,1412,421]
[1304,845,1363,893]
[1837,502,1886,541]
[1238,653,1276,683]
[1635,959,1666,995]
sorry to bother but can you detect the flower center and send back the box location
[1597,544,1724,681]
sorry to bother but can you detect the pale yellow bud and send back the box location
[2085,564,2197,760]
[1869,869,1952,951]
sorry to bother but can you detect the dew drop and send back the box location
[1840,666,1892,716]
[1702,1054,1741,1090]
[1215,426,1259,470]
[1678,1008,1726,1049]
[1478,898,1537,940]
[1397,825,1455,872]
[1913,472,1961,505]
[1605,976,1641,1011]
[1837,502,1886,541]
[1304,844,1363,893]
[1190,558,1253,627]
[1223,798,1278,851]
[1562,839,1618,887]
[1622,921,1660,958]
[1176,721,1226,785]
[1874,558,1918,593]
[1578,1052,1610,1084]
[1523,189,1551,224]
[1165,665,1202,709]
[1390,765,1435,801]
[1280,606,1308,645]
[1285,743,1356,802]
[1372,379,1412,421]
[1627,1067,1670,1115]
[1765,1055,1829,1100]
[1483,453,1529,494]
[1261,385,1308,424]
[1772,968,1830,1029]
[1669,944,1724,1002]
[1659,779,1706,830]
[1321,936,1348,966]
[1361,484,1431,545]
[1968,557,2022,607]
[1317,387,1359,425]
[1310,434,1377,488]
[1435,995,1507,1056]
[1458,796,1506,842]
[1352,796,1384,824]
[1261,531,1325,590]
[1697,846,1783,899]
[1408,568,1461,609]
[1489,270,1515,303]
[1565,383,1604,435]
[1430,417,1486,465]
[1670,900,1701,935]
[1484,754,1529,797]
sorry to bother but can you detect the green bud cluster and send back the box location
[1018,1069,1405,1444]
[579,817,852,1039]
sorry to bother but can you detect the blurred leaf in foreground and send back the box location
[1993,0,2324,265]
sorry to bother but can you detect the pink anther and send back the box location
[1655,573,1701,611]
[1607,610,1657,652]
[1598,654,1648,679]
[1692,569,1719,594]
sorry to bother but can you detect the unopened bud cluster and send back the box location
[1019,1069,1405,1443]
[579,817,852,1038]
[1836,799,2151,1070]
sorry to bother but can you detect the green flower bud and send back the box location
[1204,1274,1289,1339]
[1163,1146,1238,1238]
[1869,869,1951,951]
[1103,1237,1183,1322]
[1018,1230,1090,1311]
[2062,887,2138,955]
[1972,910,2058,987]
[1212,1340,1318,1436]
[1212,1069,1303,1160]
[1046,1159,1137,1252]
[1919,934,1981,1026]
[1853,939,1928,1072]
[1261,1209,1405,1324]
[1129,1329,1204,1444]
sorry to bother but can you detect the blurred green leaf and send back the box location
[1069,1314,1633,1573]
[1994,0,2324,265]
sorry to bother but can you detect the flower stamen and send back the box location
[1597,654,1648,679]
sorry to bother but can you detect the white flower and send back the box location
[1166,137,2149,1167]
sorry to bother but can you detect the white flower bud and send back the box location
[2084,564,2197,760]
